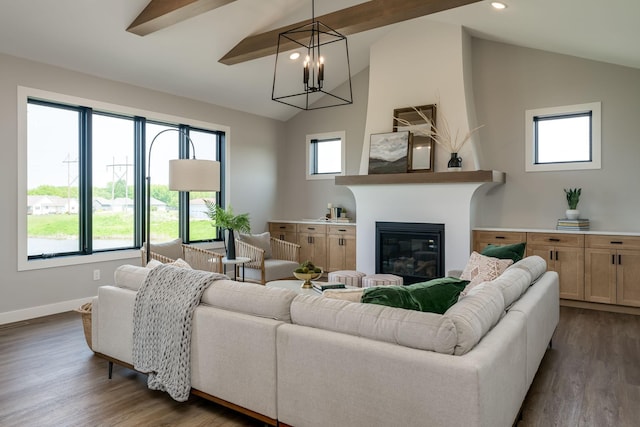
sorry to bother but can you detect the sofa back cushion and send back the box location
[201,280,297,322]
[506,255,547,283]
[114,264,150,291]
[290,295,458,355]
[444,285,505,355]
[486,267,532,309]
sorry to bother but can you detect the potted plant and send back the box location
[564,188,581,220]
[204,200,250,260]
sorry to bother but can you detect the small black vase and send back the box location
[226,229,236,260]
[447,152,462,170]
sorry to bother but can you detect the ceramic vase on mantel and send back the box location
[447,152,462,171]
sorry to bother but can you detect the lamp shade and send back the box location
[169,159,220,192]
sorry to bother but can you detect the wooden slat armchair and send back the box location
[236,237,300,284]
[140,238,224,274]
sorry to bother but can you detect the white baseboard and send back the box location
[0,297,94,325]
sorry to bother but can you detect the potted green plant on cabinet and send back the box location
[204,200,250,260]
[564,188,581,219]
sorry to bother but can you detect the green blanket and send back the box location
[361,277,469,314]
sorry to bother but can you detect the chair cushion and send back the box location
[149,238,183,260]
[238,232,272,259]
[243,259,299,283]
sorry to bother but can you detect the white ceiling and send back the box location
[0,0,638,122]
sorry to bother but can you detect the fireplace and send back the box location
[375,222,444,285]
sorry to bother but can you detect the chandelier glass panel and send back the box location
[272,1,353,110]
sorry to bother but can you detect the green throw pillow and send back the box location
[360,277,469,314]
[481,242,526,262]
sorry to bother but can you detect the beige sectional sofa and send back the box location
[92,255,559,427]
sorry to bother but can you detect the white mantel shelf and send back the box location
[335,170,505,186]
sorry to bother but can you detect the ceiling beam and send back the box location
[219,0,481,65]
[127,0,237,36]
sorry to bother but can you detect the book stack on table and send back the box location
[312,282,346,293]
[556,218,590,231]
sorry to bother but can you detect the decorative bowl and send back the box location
[293,270,323,289]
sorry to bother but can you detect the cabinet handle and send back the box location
[619,254,622,265]
[548,238,560,242]
[549,250,553,260]
[555,250,559,261]
[612,254,616,265]
[339,229,347,232]
[495,236,506,240]
[308,227,316,230]
[280,234,285,240]
[611,241,623,245]
[279,226,286,229]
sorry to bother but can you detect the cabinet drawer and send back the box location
[327,225,356,237]
[297,223,327,234]
[474,231,526,245]
[527,232,584,247]
[269,222,296,233]
[586,234,640,250]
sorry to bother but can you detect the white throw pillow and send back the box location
[460,251,513,296]
[238,232,272,259]
[171,258,192,269]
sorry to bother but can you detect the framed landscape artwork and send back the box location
[393,104,437,172]
[368,131,410,174]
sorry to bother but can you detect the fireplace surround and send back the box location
[375,222,444,284]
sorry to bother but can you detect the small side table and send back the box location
[222,256,251,282]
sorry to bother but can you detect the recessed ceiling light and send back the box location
[289,52,301,60]
[491,2,507,9]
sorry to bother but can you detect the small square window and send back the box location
[306,131,346,180]
[525,102,601,172]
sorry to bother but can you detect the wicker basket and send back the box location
[75,302,93,351]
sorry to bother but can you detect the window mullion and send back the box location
[134,117,146,248]
[79,107,92,254]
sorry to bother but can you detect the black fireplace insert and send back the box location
[375,222,444,285]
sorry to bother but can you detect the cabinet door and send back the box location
[529,245,584,300]
[616,250,640,307]
[327,234,356,271]
[297,225,327,269]
[584,248,616,304]
[472,231,527,253]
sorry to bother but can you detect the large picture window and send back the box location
[525,102,601,172]
[22,90,225,266]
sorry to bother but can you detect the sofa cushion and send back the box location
[444,284,505,355]
[506,255,547,284]
[290,294,458,354]
[360,277,469,314]
[481,242,526,262]
[488,267,533,308]
[238,232,272,259]
[460,251,513,294]
[114,264,150,291]
[201,279,297,322]
[323,288,364,302]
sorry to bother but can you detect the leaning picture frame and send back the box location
[393,104,437,172]
[368,131,410,174]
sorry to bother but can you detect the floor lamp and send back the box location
[145,128,220,265]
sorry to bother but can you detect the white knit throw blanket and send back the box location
[132,264,227,402]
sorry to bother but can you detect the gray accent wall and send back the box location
[471,39,640,232]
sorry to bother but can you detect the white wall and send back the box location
[0,53,284,322]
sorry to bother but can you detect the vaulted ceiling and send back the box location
[0,0,638,121]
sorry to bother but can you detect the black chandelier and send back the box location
[272,0,353,110]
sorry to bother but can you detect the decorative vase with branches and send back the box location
[394,105,483,170]
[204,200,250,260]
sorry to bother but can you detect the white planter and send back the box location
[565,209,580,220]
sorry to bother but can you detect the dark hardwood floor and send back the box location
[1,306,639,426]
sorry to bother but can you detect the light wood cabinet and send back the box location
[472,230,527,253]
[269,221,357,272]
[527,232,585,301]
[268,222,297,243]
[327,225,357,271]
[297,224,328,270]
[585,235,640,307]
